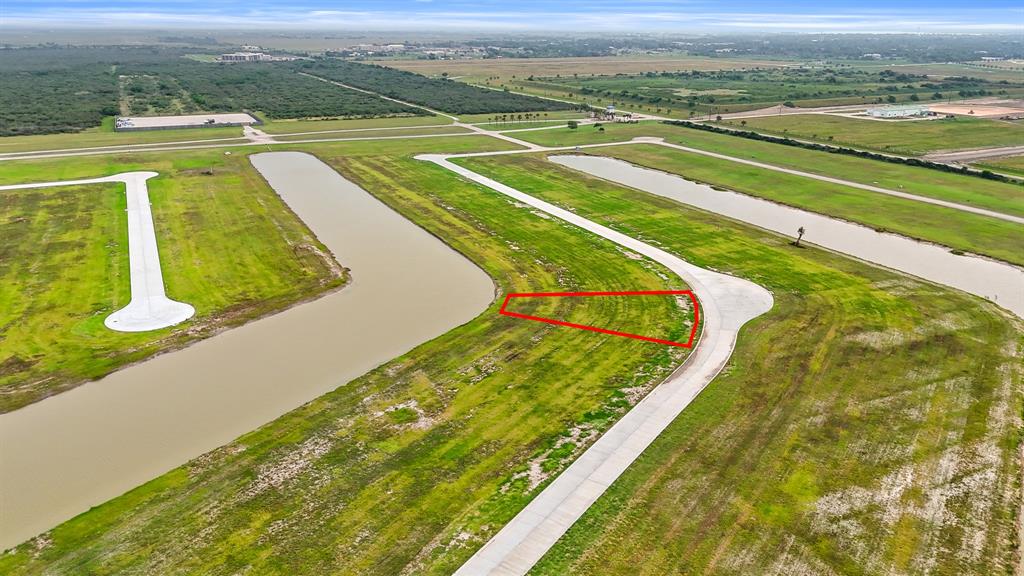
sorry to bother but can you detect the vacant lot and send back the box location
[259,114,449,134]
[271,125,472,142]
[719,114,1024,155]
[1,139,693,575]
[513,122,1024,264]
[0,150,346,412]
[578,143,1024,266]
[0,120,244,154]
[456,154,1022,576]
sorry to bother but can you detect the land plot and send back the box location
[0,149,345,411]
[2,146,693,575]
[513,122,1024,218]
[718,113,1024,155]
[454,154,1021,576]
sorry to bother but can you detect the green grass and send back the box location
[513,123,1024,265]
[0,149,349,412]
[494,121,580,131]
[259,114,451,134]
[2,132,1019,575]
[514,121,1023,219]
[579,143,1024,266]
[976,154,1024,178]
[718,114,1024,155]
[271,125,472,142]
[451,154,1022,576]
[0,124,245,154]
[459,110,588,123]
[0,144,694,574]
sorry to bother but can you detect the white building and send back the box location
[218,52,267,62]
[867,104,930,118]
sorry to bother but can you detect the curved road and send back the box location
[420,154,774,576]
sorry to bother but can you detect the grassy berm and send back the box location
[455,154,1022,576]
[0,142,692,574]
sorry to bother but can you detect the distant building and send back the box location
[867,104,930,119]
[217,52,297,63]
[219,52,268,62]
[862,53,883,59]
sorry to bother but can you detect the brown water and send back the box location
[0,151,494,549]
[551,155,1024,319]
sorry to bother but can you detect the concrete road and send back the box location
[0,172,195,332]
[420,154,773,576]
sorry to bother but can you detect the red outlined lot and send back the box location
[499,290,700,348]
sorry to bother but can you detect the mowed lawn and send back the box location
[258,114,451,134]
[718,114,1024,155]
[1,145,693,574]
[513,123,1024,266]
[0,149,346,412]
[456,154,1022,576]
[271,125,472,142]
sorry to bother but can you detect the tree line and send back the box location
[297,59,573,115]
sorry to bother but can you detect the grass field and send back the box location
[0,121,244,154]
[460,110,589,124]
[581,144,1024,266]
[453,154,1022,576]
[512,123,1024,265]
[0,135,519,414]
[0,141,695,574]
[271,125,472,142]
[718,114,1024,155]
[976,154,1024,178]
[259,114,450,134]
[0,149,348,412]
[510,121,1023,217]
[853,62,1024,83]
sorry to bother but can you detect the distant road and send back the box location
[924,145,1024,163]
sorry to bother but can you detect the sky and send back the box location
[3,0,1022,32]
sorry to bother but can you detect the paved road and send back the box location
[420,154,773,576]
[0,172,195,332]
[925,145,1024,163]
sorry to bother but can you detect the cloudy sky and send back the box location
[3,0,1022,32]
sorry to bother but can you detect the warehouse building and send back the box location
[867,104,930,118]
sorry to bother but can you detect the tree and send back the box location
[795,226,806,247]
[567,120,578,129]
